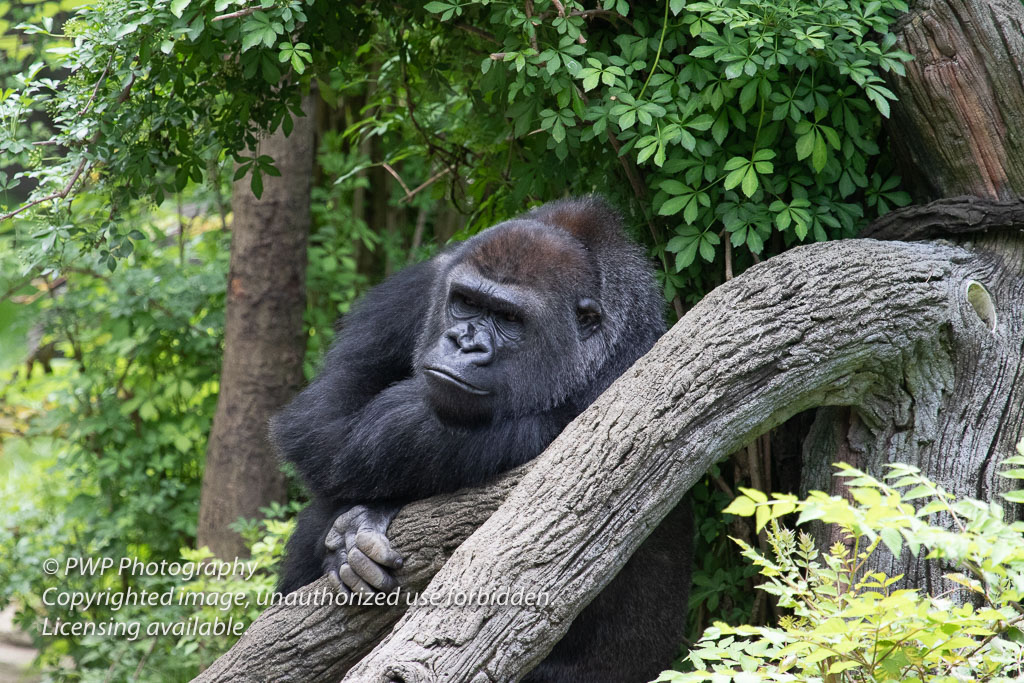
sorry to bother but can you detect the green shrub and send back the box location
[659,445,1024,682]
[422,0,912,301]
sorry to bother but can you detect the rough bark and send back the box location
[884,0,1024,200]
[799,0,1024,597]
[801,211,1024,598]
[861,195,1024,240]
[196,96,316,560]
[199,236,1019,681]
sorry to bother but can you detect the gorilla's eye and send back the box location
[499,310,522,325]
[451,293,482,317]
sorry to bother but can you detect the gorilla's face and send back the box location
[418,224,603,426]
[419,271,529,425]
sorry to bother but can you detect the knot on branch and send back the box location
[965,281,997,332]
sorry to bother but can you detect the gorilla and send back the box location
[271,196,692,682]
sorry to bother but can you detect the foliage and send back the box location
[658,451,1024,682]
[0,218,228,674]
[3,0,911,302]
[0,0,365,262]
[303,132,382,363]
[687,464,760,637]
[171,506,294,671]
[416,0,913,301]
[1,461,292,682]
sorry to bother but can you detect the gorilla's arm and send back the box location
[270,259,435,450]
[275,375,569,594]
[287,375,566,503]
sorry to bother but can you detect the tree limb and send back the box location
[195,469,527,682]
[861,195,1024,241]
[342,239,979,681]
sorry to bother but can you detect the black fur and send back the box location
[271,196,691,682]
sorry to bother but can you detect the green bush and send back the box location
[660,444,1024,682]
[420,0,912,301]
[4,0,911,301]
[0,223,228,677]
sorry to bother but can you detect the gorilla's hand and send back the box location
[323,504,403,595]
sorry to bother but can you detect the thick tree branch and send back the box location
[862,195,1024,241]
[200,238,998,681]
[343,239,983,681]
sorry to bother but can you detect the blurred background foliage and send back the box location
[0,0,911,678]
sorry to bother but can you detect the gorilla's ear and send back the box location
[577,297,602,339]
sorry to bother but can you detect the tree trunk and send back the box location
[885,0,1024,200]
[198,229,1023,681]
[196,96,316,560]
[799,0,1024,599]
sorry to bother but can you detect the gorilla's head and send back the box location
[415,197,664,426]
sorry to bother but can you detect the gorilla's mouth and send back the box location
[423,367,490,396]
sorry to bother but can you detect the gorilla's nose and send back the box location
[450,323,494,364]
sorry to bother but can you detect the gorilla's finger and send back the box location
[339,563,377,596]
[325,526,344,551]
[354,530,404,569]
[324,549,349,591]
[347,548,397,591]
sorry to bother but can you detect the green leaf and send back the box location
[739,79,757,113]
[880,527,903,556]
[812,132,828,171]
[796,130,814,160]
[170,0,191,18]
[722,156,747,171]
[698,235,716,262]
[251,169,263,198]
[711,113,729,145]
[828,660,861,675]
[660,180,690,195]
[746,229,763,253]
[677,129,697,152]
[723,167,745,191]
[675,240,699,269]
[241,29,264,52]
[738,487,768,503]
[741,166,759,197]
[686,114,714,131]
[723,495,756,517]
[683,197,701,224]
[659,195,690,216]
